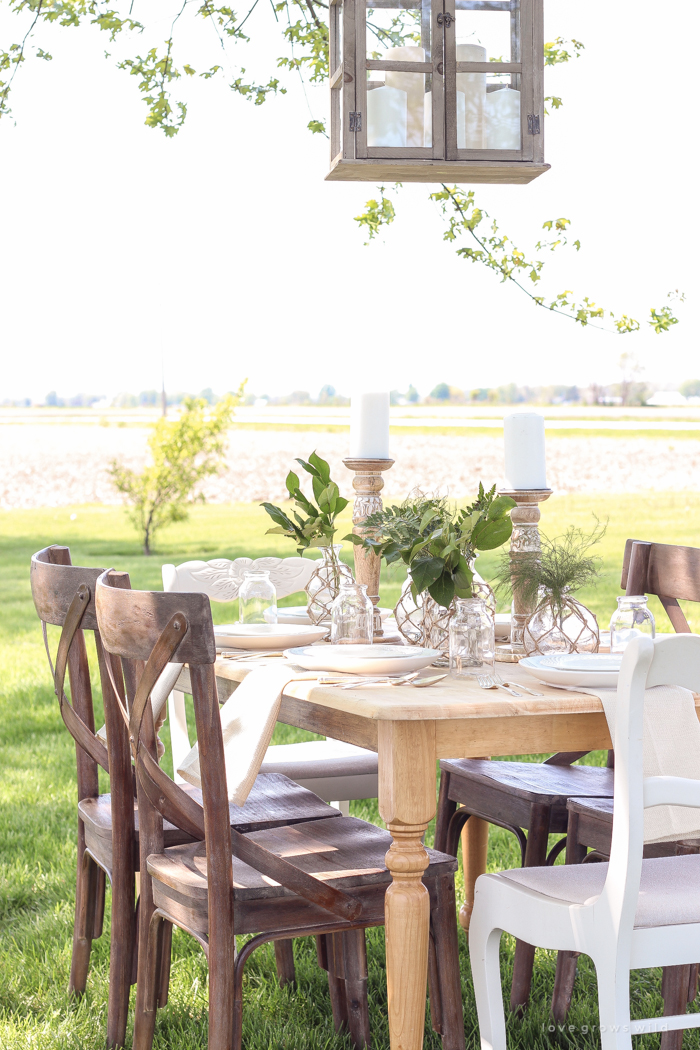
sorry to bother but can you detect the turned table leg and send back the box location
[459,816,489,932]
[379,721,437,1050]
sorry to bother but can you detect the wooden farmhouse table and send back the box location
[175,656,662,1050]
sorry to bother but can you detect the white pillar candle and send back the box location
[503,412,547,489]
[367,85,407,147]
[485,86,521,150]
[456,43,486,149]
[385,46,425,147]
[350,392,390,460]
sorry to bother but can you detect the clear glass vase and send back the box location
[394,575,425,645]
[449,597,495,678]
[305,545,354,625]
[238,570,278,624]
[609,595,655,653]
[330,581,374,645]
[523,590,599,655]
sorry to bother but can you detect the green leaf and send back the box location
[472,516,513,550]
[308,451,331,484]
[410,556,445,594]
[295,457,321,480]
[261,502,294,530]
[285,471,300,497]
[487,494,516,520]
[342,533,365,546]
[428,571,455,608]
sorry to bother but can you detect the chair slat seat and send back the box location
[148,815,457,901]
[80,774,340,872]
[441,758,614,809]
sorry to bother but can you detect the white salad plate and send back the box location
[214,623,328,650]
[276,605,393,626]
[284,644,441,675]
[495,613,511,640]
[520,653,622,688]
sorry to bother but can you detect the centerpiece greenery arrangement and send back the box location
[261,452,352,623]
[347,484,516,646]
[494,520,606,654]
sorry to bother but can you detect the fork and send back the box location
[497,676,544,697]
[476,674,522,697]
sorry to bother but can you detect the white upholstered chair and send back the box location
[161,557,379,814]
[469,633,700,1050]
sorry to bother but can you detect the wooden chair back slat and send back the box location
[622,539,699,633]
[95,571,216,665]
[31,546,103,631]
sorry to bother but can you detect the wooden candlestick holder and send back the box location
[343,457,394,638]
[495,488,552,663]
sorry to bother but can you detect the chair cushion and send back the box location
[147,815,457,902]
[261,740,378,780]
[499,854,700,928]
[441,758,614,806]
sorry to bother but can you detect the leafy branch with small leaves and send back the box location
[345,484,516,608]
[261,452,349,556]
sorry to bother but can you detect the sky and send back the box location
[0,0,698,402]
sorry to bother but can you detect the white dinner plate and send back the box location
[276,605,393,626]
[495,613,511,640]
[214,623,328,650]
[520,653,622,688]
[284,644,441,675]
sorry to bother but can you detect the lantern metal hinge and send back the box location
[527,114,541,135]
[436,11,454,26]
[349,111,362,132]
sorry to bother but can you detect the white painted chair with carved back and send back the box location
[469,633,700,1050]
[161,557,379,814]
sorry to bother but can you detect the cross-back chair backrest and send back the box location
[94,570,361,925]
[621,539,700,634]
[596,634,700,938]
[30,547,117,792]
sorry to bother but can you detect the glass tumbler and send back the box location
[330,581,374,645]
[238,570,278,624]
[449,596,495,678]
[609,595,655,653]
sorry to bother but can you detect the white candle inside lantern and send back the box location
[350,392,390,459]
[367,85,407,147]
[385,46,425,147]
[423,90,465,147]
[485,86,521,149]
[504,412,547,489]
[456,43,486,149]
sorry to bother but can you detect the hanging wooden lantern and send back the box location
[326,0,549,184]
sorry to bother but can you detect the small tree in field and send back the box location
[109,388,243,554]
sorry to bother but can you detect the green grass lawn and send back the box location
[1,494,700,1049]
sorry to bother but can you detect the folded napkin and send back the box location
[177,664,320,806]
[584,685,700,844]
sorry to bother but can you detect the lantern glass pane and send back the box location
[454,0,519,63]
[366,1,429,63]
[367,71,431,146]
[485,72,521,149]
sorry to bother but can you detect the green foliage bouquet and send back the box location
[347,484,516,607]
[261,452,349,555]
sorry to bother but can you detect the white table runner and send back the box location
[584,684,700,844]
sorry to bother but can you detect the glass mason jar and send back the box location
[238,570,278,624]
[609,595,655,653]
[449,597,495,678]
[306,544,354,624]
[330,581,374,644]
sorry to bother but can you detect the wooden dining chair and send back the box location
[94,569,465,1050]
[162,556,379,816]
[551,538,700,1045]
[469,633,700,1050]
[30,547,347,1045]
